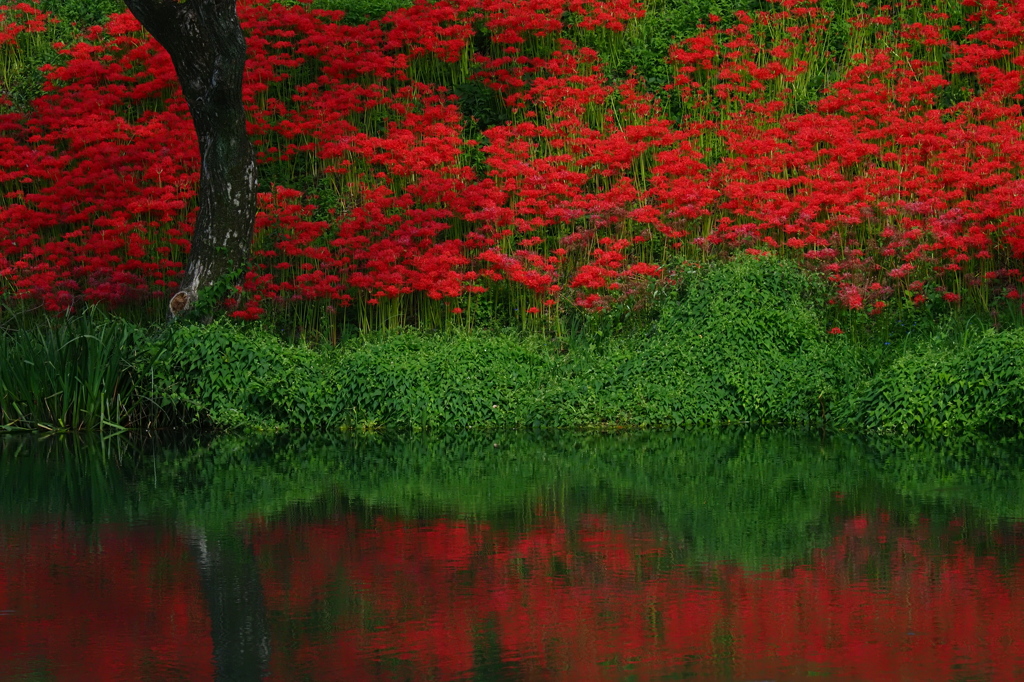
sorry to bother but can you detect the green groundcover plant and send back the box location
[130,257,1021,433]
[838,327,1024,434]
[2,256,1020,434]
[138,256,845,429]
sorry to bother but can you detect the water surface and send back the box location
[2,430,1024,680]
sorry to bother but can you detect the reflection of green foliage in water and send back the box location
[116,430,1024,566]
[323,430,865,567]
[141,434,353,525]
[867,431,1024,521]
[0,435,139,524]
[3,430,1024,567]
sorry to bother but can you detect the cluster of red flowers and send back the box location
[1,0,1023,317]
[669,0,1024,312]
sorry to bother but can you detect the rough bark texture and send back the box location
[123,0,257,317]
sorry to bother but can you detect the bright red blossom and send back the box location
[1,0,1021,318]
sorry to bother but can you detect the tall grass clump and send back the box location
[0,312,146,431]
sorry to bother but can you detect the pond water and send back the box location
[2,429,1024,681]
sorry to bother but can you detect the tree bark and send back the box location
[123,0,257,317]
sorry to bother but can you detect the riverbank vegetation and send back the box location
[3,257,1022,432]
[2,0,1023,432]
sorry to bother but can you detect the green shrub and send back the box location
[332,332,558,429]
[141,258,1024,434]
[312,0,411,22]
[40,0,125,28]
[549,256,861,427]
[144,323,561,430]
[604,0,767,92]
[144,322,333,430]
[139,257,871,431]
[9,260,1015,435]
[838,328,1024,434]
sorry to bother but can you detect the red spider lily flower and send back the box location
[4,0,1024,320]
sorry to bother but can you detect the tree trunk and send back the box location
[123,0,257,317]
[188,529,271,680]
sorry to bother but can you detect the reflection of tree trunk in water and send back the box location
[188,530,270,680]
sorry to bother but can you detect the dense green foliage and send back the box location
[145,322,560,430]
[840,329,1024,434]
[0,312,149,431]
[141,257,854,430]
[555,257,860,426]
[141,257,1018,434]
[3,258,1020,434]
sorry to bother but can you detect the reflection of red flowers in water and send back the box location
[3,513,1024,680]
[0,526,214,681]
[252,512,1024,681]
